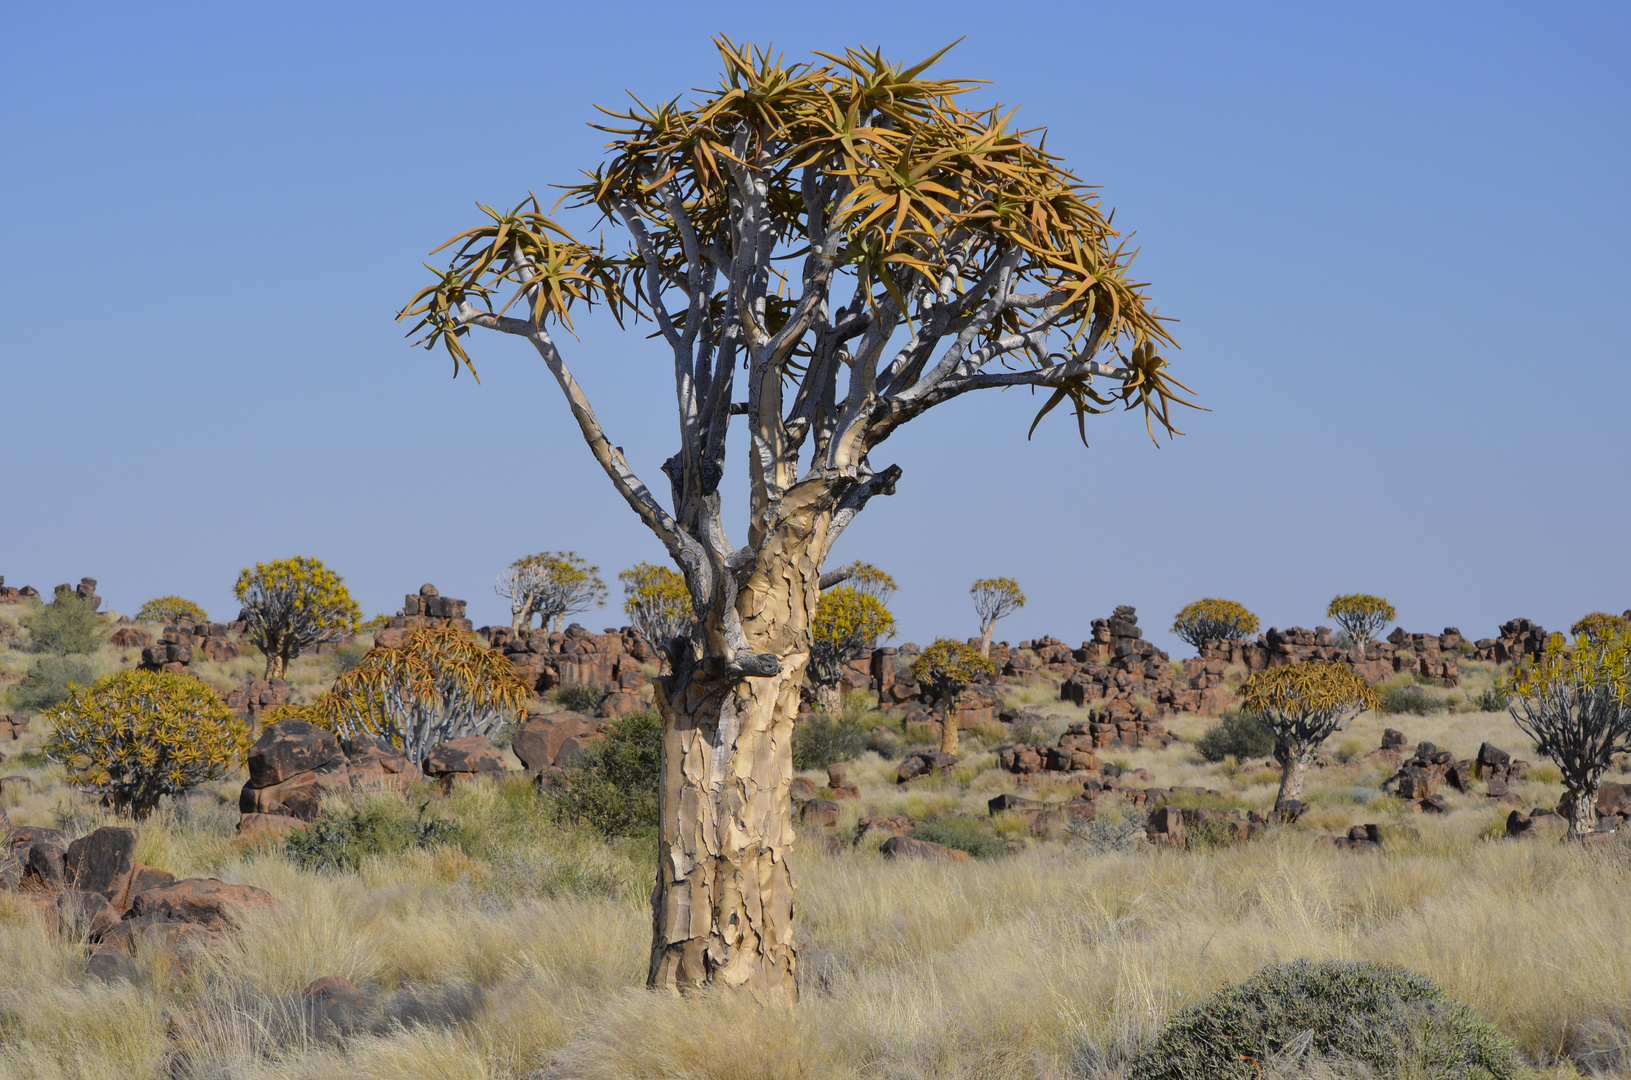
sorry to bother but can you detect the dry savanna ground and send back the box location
[3,608,1631,1080]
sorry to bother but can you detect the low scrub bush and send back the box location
[25,591,104,655]
[1195,712,1276,762]
[546,708,661,838]
[1129,959,1523,1080]
[9,655,96,714]
[1473,686,1508,713]
[1379,685,1443,716]
[44,669,252,817]
[910,814,1015,859]
[286,797,460,872]
[793,713,869,770]
[554,682,607,713]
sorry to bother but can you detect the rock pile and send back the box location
[1384,742,1455,812]
[224,679,293,720]
[374,584,473,645]
[1,823,273,972]
[423,736,506,791]
[237,720,412,825]
[1144,805,1264,849]
[52,578,102,611]
[1475,742,1530,799]
[512,710,606,771]
[1199,625,1463,686]
[1471,619,1550,664]
[1052,606,1204,713]
[0,714,29,742]
[0,576,41,603]
[485,623,654,714]
[895,749,958,783]
[138,616,242,672]
[987,792,1097,834]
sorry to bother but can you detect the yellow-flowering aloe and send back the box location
[1171,598,1260,652]
[1241,662,1379,810]
[1504,631,1631,839]
[45,669,252,818]
[135,595,209,625]
[1326,594,1396,650]
[809,585,896,715]
[235,556,361,679]
[619,562,693,658]
[300,626,529,767]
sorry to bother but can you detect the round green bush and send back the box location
[1194,711,1276,762]
[1129,960,1522,1080]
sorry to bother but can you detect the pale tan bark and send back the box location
[266,650,287,681]
[814,682,843,717]
[1563,787,1599,840]
[648,520,826,1001]
[940,702,960,756]
[1275,753,1310,807]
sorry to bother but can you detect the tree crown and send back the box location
[812,585,895,661]
[1570,611,1630,641]
[620,562,694,651]
[911,637,997,697]
[1171,598,1260,649]
[1241,661,1378,736]
[136,595,209,625]
[970,577,1025,625]
[235,556,361,640]
[1325,594,1396,645]
[834,560,896,603]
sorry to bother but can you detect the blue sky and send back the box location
[2,2,1626,654]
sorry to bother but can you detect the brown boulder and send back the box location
[879,835,969,862]
[101,915,220,954]
[423,736,508,784]
[65,827,138,906]
[798,799,841,827]
[128,877,274,929]
[341,735,412,788]
[240,762,349,821]
[247,721,346,786]
[57,890,121,940]
[512,711,600,770]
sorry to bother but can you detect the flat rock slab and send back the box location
[128,878,275,929]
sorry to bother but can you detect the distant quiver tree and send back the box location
[1171,598,1259,652]
[399,40,1195,996]
[1505,631,1631,839]
[1570,611,1630,642]
[1326,594,1396,651]
[970,577,1025,658]
[1241,662,1378,810]
[808,583,896,715]
[235,556,361,679]
[136,596,209,625]
[911,638,996,756]
[298,625,530,766]
[620,562,694,655]
[496,551,608,634]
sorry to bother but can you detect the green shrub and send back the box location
[1473,686,1508,713]
[910,814,1015,859]
[793,713,869,770]
[1129,959,1523,1080]
[9,656,96,714]
[286,796,459,872]
[1195,712,1276,762]
[555,682,606,713]
[1379,685,1443,716]
[546,708,661,838]
[25,592,104,655]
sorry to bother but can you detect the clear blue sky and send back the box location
[2,2,1626,654]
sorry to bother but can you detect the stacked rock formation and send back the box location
[511,709,606,772]
[0,576,42,603]
[53,578,102,611]
[1197,625,1463,686]
[485,623,653,714]
[373,584,473,647]
[1469,619,1551,664]
[237,720,413,827]
[987,792,1098,834]
[2,823,273,971]
[1144,805,1264,849]
[138,616,242,672]
[223,679,293,720]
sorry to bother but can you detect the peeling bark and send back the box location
[1562,786,1598,840]
[1275,750,1310,807]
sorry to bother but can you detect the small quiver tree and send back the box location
[808,584,896,715]
[619,563,694,661]
[1171,598,1260,654]
[496,550,608,634]
[235,556,362,679]
[136,596,209,625]
[45,669,252,818]
[1325,594,1396,652]
[911,638,997,756]
[1571,612,1631,642]
[401,40,1194,996]
[832,561,897,604]
[1505,631,1631,840]
[1241,662,1378,812]
[970,578,1025,658]
[304,625,530,766]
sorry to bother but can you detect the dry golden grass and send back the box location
[5,639,1631,1078]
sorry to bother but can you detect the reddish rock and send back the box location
[422,736,507,782]
[65,827,138,906]
[129,864,176,898]
[511,711,600,770]
[789,776,817,800]
[101,915,220,954]
[56,890,121,940]
[798,799,841,827]
[127,878,274,929]
[303,975,370,1033]
[341,735,412,788]
[246,721,345,787]
[879,835,969,862]
[240,764,349,821]
[236,813,304,841]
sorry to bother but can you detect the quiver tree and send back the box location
[1241,662,1378,810]
[911,637,996,756]
[400,39,1192,997]
[1505,632,1631,839]
[970,576,1025,657]
[808,583,896,715]
[620,562,695,656]
[45,669,252,818]
[496,551,608,634]
[136,596,209,625]
[1171,598,1259,653]
[829,560,896,603]
[235,556,361,678]
[1570,612,1630,642]
[301,625,530,766]
[1325,594,1396,652]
